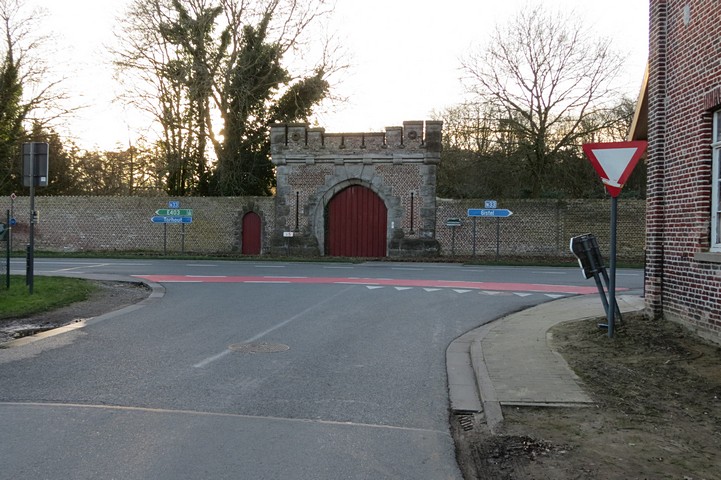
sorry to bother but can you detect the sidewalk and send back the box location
[446,293,646,433]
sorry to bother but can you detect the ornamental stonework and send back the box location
[270,121,442,256]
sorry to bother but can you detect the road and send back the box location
[0,259,643,479]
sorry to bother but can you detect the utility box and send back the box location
[570,234,605,279]
[22,142,50,187]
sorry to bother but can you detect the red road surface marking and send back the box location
[133,275,605,295]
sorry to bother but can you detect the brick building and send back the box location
[638,1,721,343]
[269,121,443,256]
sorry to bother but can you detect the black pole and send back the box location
[5,209,9,289]
[28,143,35,294]
[472,217,477,256]
[495,218,500,260]
[607,196,618,338]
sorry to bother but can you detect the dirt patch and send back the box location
[454,313,721,479]
[0,281,151,345]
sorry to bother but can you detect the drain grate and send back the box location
[458,414,475,432]
[228,342,289,354]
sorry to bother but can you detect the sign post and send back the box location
[22,142,50,294]
[151,201,193,254]
[468,205,513,259]
[583,141,647,337]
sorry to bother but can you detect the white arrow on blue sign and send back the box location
[467,208,513,218]
[151,216,193,224]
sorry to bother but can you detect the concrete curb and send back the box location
[2,274,165,348]
[447,294,646,434]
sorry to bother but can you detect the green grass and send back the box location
[0,276,97,319]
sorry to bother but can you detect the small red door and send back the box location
[242,212,261,255]
[326,185,387,257]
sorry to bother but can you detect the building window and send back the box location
[712,111,721,251]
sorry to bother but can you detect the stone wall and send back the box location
[0,196,274,254]
[437,198,645,259]
[0,195,645,259]
[270,121,442,256]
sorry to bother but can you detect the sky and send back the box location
[41,0,649,151]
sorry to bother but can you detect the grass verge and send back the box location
[0,276,97,319]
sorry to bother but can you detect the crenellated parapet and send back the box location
[270,120,443,165]
[270,120,443,257]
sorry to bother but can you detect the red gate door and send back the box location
[242,212,262,255]
[326,185,387,257]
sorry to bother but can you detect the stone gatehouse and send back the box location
[269,121,443,257]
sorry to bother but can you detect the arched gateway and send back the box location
[326,185,387,257]
[270,121,442,257]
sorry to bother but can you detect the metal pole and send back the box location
[451,227,456,256]
[472,217,477,256]
[163,223,167,255]
[607,196,618,338]
[5,209,9,289]
[28,143,35,294]
[495,218,500,260]
[181,223,185,254]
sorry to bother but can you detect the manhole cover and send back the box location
[228,342,289,354]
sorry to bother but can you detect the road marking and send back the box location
[0,402,450,435]
[49,263,109,273]
[193,286,353,368]
[245,281,291,284]
[134,275,604,294]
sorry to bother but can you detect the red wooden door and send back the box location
[326,185,387,257]
[242,212,262,255]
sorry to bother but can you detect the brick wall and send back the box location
[436,199,645,259]
[0,195,645,260]
[270,121,442,255]
[0,196,275,255]
[647,0,721,342]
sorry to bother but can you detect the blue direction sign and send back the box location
[467,208,513,218]
[151,216,193,224]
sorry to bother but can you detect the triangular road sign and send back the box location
[582,141,648,197]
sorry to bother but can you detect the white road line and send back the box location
[0,402,449,435]
[254,265,285,268]
[49,263,109,273]
[193,286,353,369]
[263,276,308,279]
[244,281,291,284]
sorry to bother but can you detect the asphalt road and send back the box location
[0,259,643,479]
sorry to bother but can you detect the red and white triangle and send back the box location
[582,141,648,197]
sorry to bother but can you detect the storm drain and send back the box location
[228,342,290,354]
[458,414,475,432]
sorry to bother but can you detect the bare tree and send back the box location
[462,5,625,198]
[0,0,75,193]
[113,0,342,196]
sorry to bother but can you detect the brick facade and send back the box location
[270,121,442,256]
[0,195,645,260]
[646,0,721,342]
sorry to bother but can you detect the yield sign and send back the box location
[582,141,648,197]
